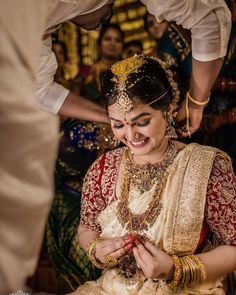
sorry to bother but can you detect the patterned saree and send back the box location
[74,143,236,295]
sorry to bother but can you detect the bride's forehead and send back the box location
[108,103,149,118]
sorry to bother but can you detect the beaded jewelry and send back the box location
[148,56,180,113]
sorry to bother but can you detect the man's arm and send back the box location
[59,91,109,123]
[36,36,108,123]
[141,0,232,135]
[176,58,224,135]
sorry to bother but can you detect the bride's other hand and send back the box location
[133,241,174,280]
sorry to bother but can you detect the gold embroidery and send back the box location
[206,152,236,246]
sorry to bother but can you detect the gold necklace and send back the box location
[117,139,177,232]
[116,140,178,278]
[124,139,177,192]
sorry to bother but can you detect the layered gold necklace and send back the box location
[117,139,177,233]
[116,139,178,278]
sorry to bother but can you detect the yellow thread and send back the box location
[185,95,191,137]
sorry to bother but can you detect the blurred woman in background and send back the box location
[144,12,191,97]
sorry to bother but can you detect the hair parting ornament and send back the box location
[110,54,180,115]
[111,55,144,115]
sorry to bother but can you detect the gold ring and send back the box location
[104,255,118,267]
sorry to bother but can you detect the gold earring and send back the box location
[166,115,177,138]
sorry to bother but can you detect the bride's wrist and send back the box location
[165,261,175,281]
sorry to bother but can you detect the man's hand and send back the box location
[175,99,204,137]
[175,57,223,137]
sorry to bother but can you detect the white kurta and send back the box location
[36,0,114,114]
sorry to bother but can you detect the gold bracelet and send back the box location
[192,255,207,281]
[166,255,182,290]
[178,255,207,288]
[184,91,210,138]
[187,91,210,107]
[181,255,199,286]
[87,237,106,269]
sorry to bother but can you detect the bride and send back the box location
[72,55,236,294]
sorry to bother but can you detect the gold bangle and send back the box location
[192,255,207,281]
[178,255,207,288]
[187,91,210,107]
[166,255,182,290]
[87,237,106,269]
[180,256,191,287]
[182,255,199,286]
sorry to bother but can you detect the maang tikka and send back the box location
[111,55,144,115]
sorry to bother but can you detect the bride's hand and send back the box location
[133,241,174,280]
[95,236,133,264]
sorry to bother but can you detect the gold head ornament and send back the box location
[110,55,180,116]
[111,55,145,115]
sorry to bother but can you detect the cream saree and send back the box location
[74,144,227,295]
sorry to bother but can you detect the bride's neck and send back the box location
[133,137,169,165]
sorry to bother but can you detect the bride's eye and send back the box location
[137,119,150,127]
[113,124,124,129]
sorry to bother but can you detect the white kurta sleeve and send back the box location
[35,36,69,114]
[141,0,232,61]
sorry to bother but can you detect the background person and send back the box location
[122,40,143,59]
[144,12,191,97]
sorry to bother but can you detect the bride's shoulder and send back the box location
[174,140,187,152]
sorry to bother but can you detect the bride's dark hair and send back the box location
[101,55,178,112]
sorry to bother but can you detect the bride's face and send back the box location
[108,102,167,157]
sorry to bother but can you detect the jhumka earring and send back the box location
[166,115,177,138]
[113,136,121,147]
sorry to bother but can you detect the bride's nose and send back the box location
[125,125,137,141]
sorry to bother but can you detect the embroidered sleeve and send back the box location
[80,148,123,232]
[80,154,106,232]
[205,153,236,246]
